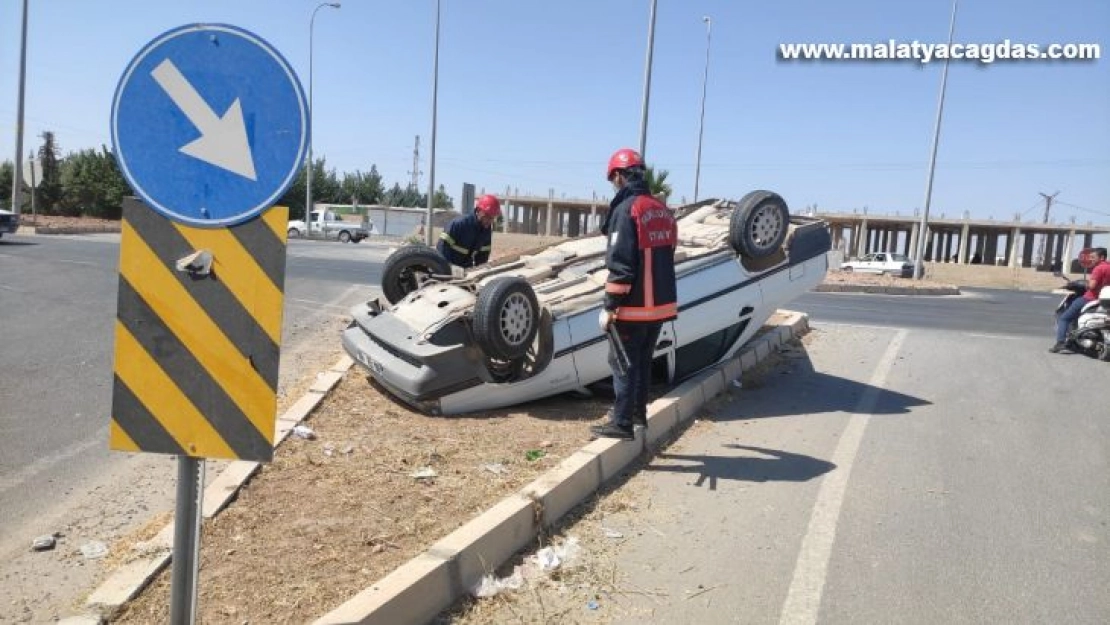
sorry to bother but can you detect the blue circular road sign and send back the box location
[111,24,308,227]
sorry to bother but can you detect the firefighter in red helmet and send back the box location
[438,194,501,269]
[590,148,678,441]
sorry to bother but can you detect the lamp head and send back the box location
[329,2,341,7]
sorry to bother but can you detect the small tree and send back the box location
[0,161,12,209]
[644,165,672,202]
[37,131,65,214]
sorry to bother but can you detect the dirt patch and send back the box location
[112,370,613,623]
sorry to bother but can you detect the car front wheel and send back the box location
[473,277,540,361]
[287,228,300,238]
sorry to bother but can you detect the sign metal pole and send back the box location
[170,456,205,625]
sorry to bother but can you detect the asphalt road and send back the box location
[591,306,1108,624]
[0,232,395,622]
[794,287,1061,339]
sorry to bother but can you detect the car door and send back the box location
[868,253,887,273]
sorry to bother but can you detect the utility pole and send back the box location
[409,135,422,190]
[1036,191,1059,268]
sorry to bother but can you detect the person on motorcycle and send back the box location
[437,194,501,269]
[1051,247,1110,353]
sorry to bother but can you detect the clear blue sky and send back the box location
[2,0,1107,227]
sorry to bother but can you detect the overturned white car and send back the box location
[342,191,831,415]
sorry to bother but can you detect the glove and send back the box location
[597,309,616,332]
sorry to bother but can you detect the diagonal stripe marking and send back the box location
[115,276,273,461]
[119,220,276,439]
[123,200,280,392]
[112,321,235,458]
[174,223,284,345]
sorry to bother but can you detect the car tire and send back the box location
[473,277,540,361]
[729,190,790,258]
[381,244,451,305]
[338,230,351,243]
[842,266,854,272]
[287,227,300,238]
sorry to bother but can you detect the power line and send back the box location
[1056,200,1110,219]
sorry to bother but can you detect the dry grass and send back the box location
[112,371,613,623]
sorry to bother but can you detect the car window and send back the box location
[875,254,886,262]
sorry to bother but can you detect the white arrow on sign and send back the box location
[151,58,257,181]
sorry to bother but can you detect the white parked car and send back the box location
[342,191,831,415]
[288,210,371,243]
[840,252,913,277]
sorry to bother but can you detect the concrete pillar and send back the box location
[857,219,869,257]
[984,234,998,265]
[958,223,970,264]
[590,201,598,234]
[1022,232,1036,268]
[1009,227,1022,268]
[1063,229,1076,268]
[942,232,953,262]
[908,223,920,259]
[1053,233,1066,267]
[567,208,580,237]
[545,189,555,237]
[1083,233,1093,249]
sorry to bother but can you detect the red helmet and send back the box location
[475,194,501,218]
[606,148,644,181]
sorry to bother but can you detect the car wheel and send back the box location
[338,230,351,243]
[381,244,451,304]
[842,266,854,273]
[473,277,540,361]
[1098,333,1110,362]
[287,228,300,238]
[729,190,790,258]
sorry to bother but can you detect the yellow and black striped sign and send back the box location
[110,197,287,462]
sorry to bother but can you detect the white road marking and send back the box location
[779,329,907,625]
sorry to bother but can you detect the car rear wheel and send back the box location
[287,227,300,238]
[338,230,351,243]
[381,244,451,304]
[842,266,854,272]
[729,190,790,258]
[473,277,540,361]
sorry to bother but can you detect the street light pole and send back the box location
[306,1,341,238]
[638,0,658,159]
[425,0,441,247]
[10,0,29,216]
[693,16,711,203]
[914,0,958,280]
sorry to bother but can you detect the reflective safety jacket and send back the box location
[601,179,678,324]
[437,213,493,268]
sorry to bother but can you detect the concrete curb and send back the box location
[79,355,355,622]
[313,311,812,625]
[813,283,960,296]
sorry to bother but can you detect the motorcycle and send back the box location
[1055,277,1110,361]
